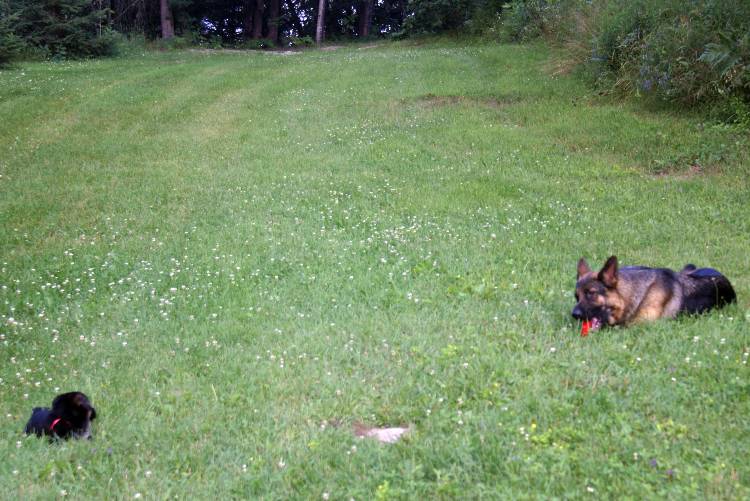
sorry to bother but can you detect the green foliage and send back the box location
[0,1,24,66]
[240,38,276,50]
[504,0,750,118]
[591,0,750,106]
[500,0,537,41]
[11,0,116,59]
[699,31,750,103]
[501,0,583,42]
[109,33,148,57]
[154,34,202,51]
[399,0,510,35]
[402,0,475,34]
[284,35,314,48]
[701,95,750,133]
[375,480,391,501]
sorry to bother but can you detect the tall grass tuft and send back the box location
[502,0,750,123]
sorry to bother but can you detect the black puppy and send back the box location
[24,392,97,440]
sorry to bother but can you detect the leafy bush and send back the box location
[402,0,475,34]
[502,0,548,41]
[710,96,750,130]
[240,38,275,50]
[110,32,148,57]
[504,0,750,117]
[154,35,196,51]
[699,31,750,103]
[284,36,314,48]
[504,0,547,42]
[501,0,580,42]
[593,0,750,106]
[452,0,523,35]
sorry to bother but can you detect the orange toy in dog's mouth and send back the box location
[580,318,601,337]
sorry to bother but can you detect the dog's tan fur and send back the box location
[573,256,735,328]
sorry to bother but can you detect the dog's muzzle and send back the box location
[571,305,585,320]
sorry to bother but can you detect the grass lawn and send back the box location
[1,39,749,498]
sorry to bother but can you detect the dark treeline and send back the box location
[2,1,747,122]
[0,0,507,64]
[115,0,506,44]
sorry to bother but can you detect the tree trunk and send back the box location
[267,0,280,43]
[253,0,265,39]
[358,0,373,38]
[315,0,325,44]
[160,0,174,39]
[243,0,253,39]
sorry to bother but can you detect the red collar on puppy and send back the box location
[50,418,66,433]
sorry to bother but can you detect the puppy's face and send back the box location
[52,392,97,439]
[571,256,620,331]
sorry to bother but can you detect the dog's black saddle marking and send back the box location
[688,267,723,278]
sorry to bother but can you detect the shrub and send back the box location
[402,0,475,34]
[284,36,314,48]
[502,0,547,41]
[699,31,750,103]
[505,0,750,115]
[501,0,580,43]
[710,96,750,130]
[154,35,196,51]
[592,0,750,105]
[110,32,148,57]
[240,38,275,50]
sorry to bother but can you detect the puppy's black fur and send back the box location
[24,392,97,440]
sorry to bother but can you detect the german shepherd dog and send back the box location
[24,392,97,440]
[572,256,736,331]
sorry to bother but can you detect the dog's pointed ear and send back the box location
[598,255,618,287]
[577,258,591,279]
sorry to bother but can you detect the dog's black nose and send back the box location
[571,306,584,320]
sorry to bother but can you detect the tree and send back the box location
[242,0,253,39]
[315,0,325,44]
[358,0,373,37]
[109,0,148,35]
[12,0,115,58]
[0,0,24,66]
[252,0,264,39]
[267,0,280,42]
[160,0,175,39]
